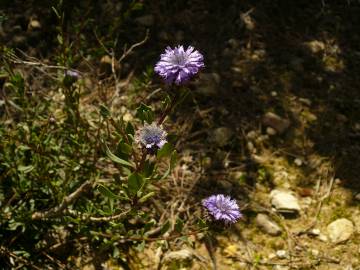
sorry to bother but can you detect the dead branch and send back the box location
[31,180,91,220]
[67,208,130,222]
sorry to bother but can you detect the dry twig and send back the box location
[31,180,92,220]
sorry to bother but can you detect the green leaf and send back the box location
[17,165,34,174]
[135,103,154,124]
[156,143,173,159]
[99,104,111,118]
[128,173,144,197]
[98,184,130,201]
[117,141,132,155]
[125,122,135,136]
[138,192,155,203]
[57,34,63,45]
[97,185,119,200]
[175,218,184,233]
[160,221,170,235]
[105,144,135,168]
[143,160,155,178]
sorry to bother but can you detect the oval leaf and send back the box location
[105,144,135,168]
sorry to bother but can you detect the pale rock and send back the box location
[266,127,277,136]
[274,266,289,270]
[162,249,193,264]
[268,253,276,259]
[246,130,257,140]
[311,249,319,257]
[29,19,41,30]
[309,228,320,236]
[123,112,133,122]
[255,213,282,236]
[100,55,112,65]
[305,40,325,53]
[247,141,255,152]
[294,158,303,166]
[327,218,354,244]
[318,233,328,242]
[276,250,287,259]
[262,112,290,134]
[270,189,301,214]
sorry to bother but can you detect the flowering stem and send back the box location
[136,148,147,172]
[157,91,178,125]
[157,86,190,125]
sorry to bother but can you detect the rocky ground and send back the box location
[1,0,360,269]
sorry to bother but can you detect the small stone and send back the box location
[271,91,278,97]
[246,130,257,140]
[255,214,282,236]
[318,233,328,242]
[123,112,133,122]
[294,158,303,166]
[276,250,287,259]
[212,127,233,147]
[274,266,289,270]
[327,218,354,244]
[162,249,193,264]
[100,55,112,65]
[135,15,154,26]
[270,189,301,214]
[310,228,320,236]
[311,249,319,257]
[268,253,276,259]
[354,193,360,201]
[247,141,255,152]
[29,19,41,30]
[305,40,325,53]
[266,127,277,136]
[262,112,290,134]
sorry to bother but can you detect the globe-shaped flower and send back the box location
[135,123,167,153]
[155,45,204,85]
[202,194,242,224]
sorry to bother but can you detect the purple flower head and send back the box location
[155,45,204,85]
[202,194,242,224]
[135,123,167,153]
